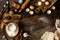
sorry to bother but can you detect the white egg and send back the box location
[6,1,8,4]
[47,10,51,14]
[29,11,34,15]
[52,6,56,10]
[4,5,6,7]
[45,1,49,5]
[41,0,46,2]
[38,1,42,6]
[26,8,30,12]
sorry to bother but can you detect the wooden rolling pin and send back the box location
[19,0,30,12]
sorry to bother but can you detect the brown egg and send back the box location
[30,5,35,10]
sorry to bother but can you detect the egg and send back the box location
[26,8,30,12]
[6,1,8,4]
[41,0,46,2]
[14,9,17,12]
[52,6,56,10]
[38,1,42,6]
[47,10,51,14]
[3,5,6,7]
[45,1,49,5]
[29,11,34,15]
[30,5,35,10]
